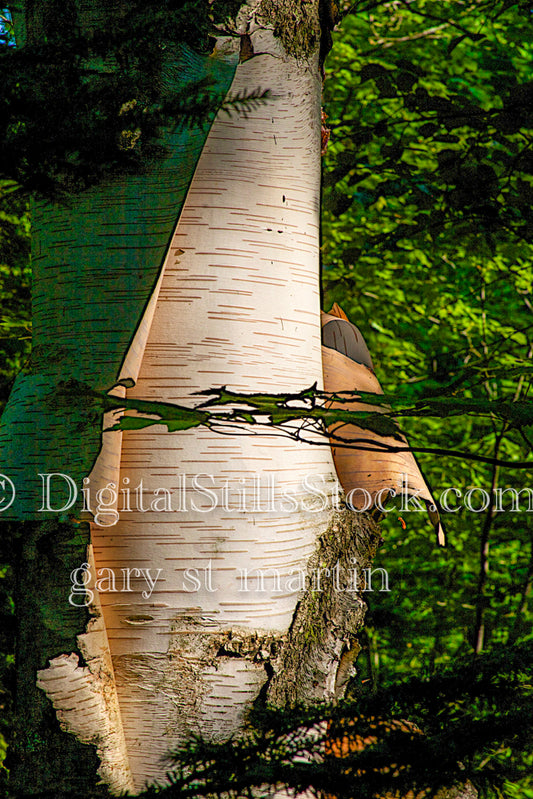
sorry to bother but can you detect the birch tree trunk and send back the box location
[4,1,385,795]
[85,11,382,789]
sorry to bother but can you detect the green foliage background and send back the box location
[320,2,533,794]
[0,0,532,796]
[321,0,532,673]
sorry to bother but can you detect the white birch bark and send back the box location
[88,23,341,792]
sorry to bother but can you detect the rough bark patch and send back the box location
[267,509,382,705]
[258,0,321,59]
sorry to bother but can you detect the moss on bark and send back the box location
[267,509,382,706]
[258,0,322,59]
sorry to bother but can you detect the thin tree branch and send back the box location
[508,541,533,645]
[472,426,503,657]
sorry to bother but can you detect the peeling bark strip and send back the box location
[321,305,445,547]
[36,546,134,794]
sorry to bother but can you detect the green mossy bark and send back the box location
[267,509,383,705]
[259,0,321,59]
[258,0,337,63]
